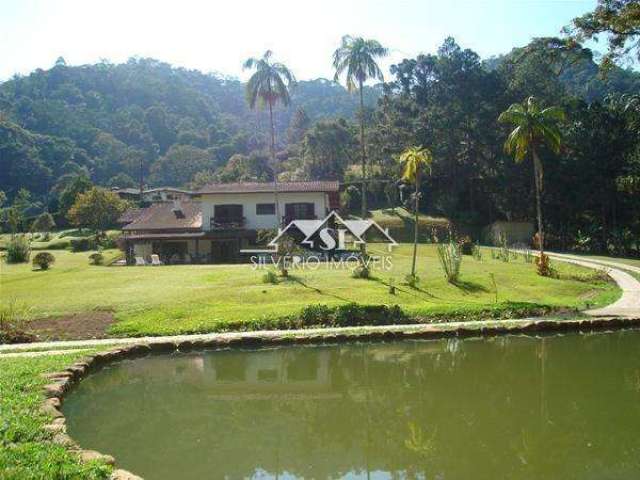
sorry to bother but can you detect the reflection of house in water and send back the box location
[157,349,337,401]
[205,349,335,400]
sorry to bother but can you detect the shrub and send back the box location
[262,270,279,284]
[437,241,462,283]
[535,253,555,277]
[472,243,483,261]
[88,252,105,265]
[6,235,31,263]
[32,252,55,270]
[298,303,408,328]
[70,237,97,252]
[458,236,474,255]
[98,231,120,249]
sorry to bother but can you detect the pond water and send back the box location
[63,331,640,480]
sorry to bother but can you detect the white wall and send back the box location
[200,192,329,230]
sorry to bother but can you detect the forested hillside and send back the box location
[0,57,378,198]
[2,36,640,254]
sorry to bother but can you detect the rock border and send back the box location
[40,315,640,479]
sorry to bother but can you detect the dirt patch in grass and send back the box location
[25,311,116,341]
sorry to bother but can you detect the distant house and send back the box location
[119,181,340,264]
[112,187,193,203]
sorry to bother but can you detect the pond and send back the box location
[63,331,640,480]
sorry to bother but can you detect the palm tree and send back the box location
[399,146,433,280]
[333,35,388,219]
[243,50,296,226]
[498,96,565,257]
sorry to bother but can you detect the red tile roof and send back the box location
[122,202,202,231]
[197,181,339,194]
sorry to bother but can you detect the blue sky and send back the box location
[0,0,598,81]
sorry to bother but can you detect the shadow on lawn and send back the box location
[286,275,352,303]
[452,280,490,294]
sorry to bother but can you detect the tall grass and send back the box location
[437,242,462,283]
[5,235,31,263]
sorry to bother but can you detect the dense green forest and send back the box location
[2,35,640,254]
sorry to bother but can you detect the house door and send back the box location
[211,239,239,263]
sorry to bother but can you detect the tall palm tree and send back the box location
[498,96,565,257]
[399,146,433,280]
[243,50,295,226]
[333,35,388,219]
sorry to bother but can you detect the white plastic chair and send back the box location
[135,256,146,266]
[150,254,163,266]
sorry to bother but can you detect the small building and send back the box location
[120,181,340,264]
[482,221,534,246]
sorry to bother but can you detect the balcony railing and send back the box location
[211,217,246,229]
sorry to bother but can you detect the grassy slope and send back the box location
[0,244,619,337]
[0,351,111,479]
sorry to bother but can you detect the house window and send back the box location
[213,205,244,228]
[285,203,315,221]
[214,204,243,221]
[256,203,276,215]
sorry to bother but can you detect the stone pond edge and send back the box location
[40,315,640,480]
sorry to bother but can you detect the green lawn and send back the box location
[0,351,111,479]
[0,244,619,337]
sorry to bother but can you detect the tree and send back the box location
[58,175,93,219]
[31,212,56,235]
[498,96,566,258]
[243,50,296,227]
[568,0,640,70]
[302,119,356,180]
[67,187,127,236]
[399,146,433,281]
[150,145,214,186]
[333,35,388,218]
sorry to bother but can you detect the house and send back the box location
[112,187,194,203]
[120,181,340,264]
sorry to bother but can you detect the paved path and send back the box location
[546,252,640,317]
[2,252,640,357]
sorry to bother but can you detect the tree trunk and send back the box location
[532,148,544,256]
[359,79,367,219]
[268,99,281,229]
[411,168,420,278]
[358,80,368,263]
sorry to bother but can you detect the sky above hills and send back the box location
[1,0,597,82]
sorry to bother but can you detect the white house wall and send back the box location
[199,192,329,230]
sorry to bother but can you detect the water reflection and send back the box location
[63,332,640,480]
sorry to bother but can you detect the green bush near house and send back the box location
[32,252,55,270]
[89,252,105,265]
[70,237,98,252]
